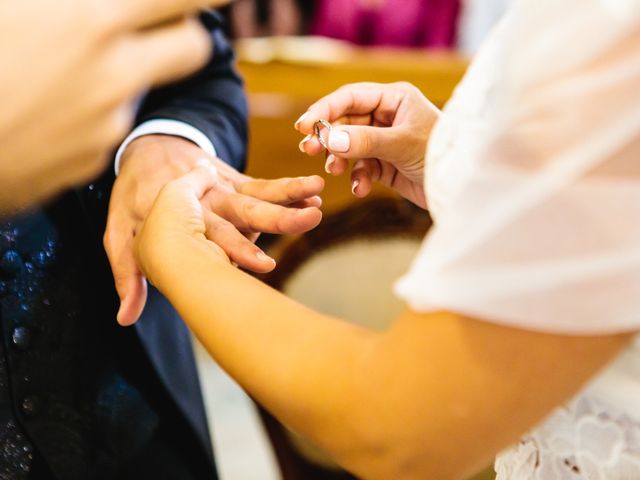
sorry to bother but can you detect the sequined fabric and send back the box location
[0,192,161,480]
[0,223,37,479]
[495,396,640,479]
[0,420,33,480]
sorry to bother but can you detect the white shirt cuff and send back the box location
[114,119,217,175]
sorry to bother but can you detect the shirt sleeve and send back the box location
[113,119,217,175]
[395,0,640,335]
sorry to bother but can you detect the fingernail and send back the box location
[256,250,275,264]
[294,112,309,129]
[329,131,350,153]
[325,155,336,174]
[351,180,360,195]
[299,134,312,153]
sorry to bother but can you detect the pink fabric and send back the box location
[311,0,460,48]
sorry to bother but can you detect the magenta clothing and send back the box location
[311,0,460,48]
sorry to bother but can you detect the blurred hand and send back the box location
[105,135,324,326]
[0,0,230,215]
[296,82,440,209]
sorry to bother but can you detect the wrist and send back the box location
[119,135,204,176]
[114,120,217,176]
[138,230,196,291]
[146,235,229,300]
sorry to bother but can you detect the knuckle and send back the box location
[360,131,374,156]
[102,228,122,256]
[112,272,130,290]
[335,84,352,96]
[240,199,257,220]
[394,81,413,91]
[286,187,300,204]
[132,192,148,219]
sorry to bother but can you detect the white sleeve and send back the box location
[395,0,640,335]
[114,119,217,175]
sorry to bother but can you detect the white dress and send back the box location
[394,0,640,478]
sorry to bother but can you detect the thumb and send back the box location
[115,267,148,327]
[326,125,402,161]
[105,228,149,327]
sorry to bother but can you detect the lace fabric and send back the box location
[495,395,640,479]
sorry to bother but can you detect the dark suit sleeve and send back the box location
[134,12,248,172]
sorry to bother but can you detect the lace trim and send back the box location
[495,396,640,479]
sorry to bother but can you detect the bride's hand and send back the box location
[296,82,439,209]
[134,163,258,291]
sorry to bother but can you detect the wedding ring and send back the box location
[314,119,333,150]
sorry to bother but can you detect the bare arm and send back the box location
[135,169,631,479]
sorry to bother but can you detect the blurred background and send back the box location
[197,1,513,479]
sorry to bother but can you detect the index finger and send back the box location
[118,0,231,30]
[235,176,325,206]
[295,82,403,135]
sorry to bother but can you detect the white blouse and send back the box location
[394,0,640,477]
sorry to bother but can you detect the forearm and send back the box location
[154,241,498,479]
[152,238,630,479]
[154,238,380,456]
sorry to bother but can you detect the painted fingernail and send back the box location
[256,250,275,264]
[294,112,309,129]
[299,134,313,153]
[325,154,336,174]
[329,131,350,153]
[351,180,360,195]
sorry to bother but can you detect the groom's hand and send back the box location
[104,135,324,327]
